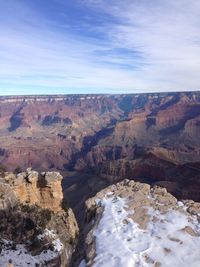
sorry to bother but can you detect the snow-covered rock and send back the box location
[0,231,63,267]
[82,179,200,267]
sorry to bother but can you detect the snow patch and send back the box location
[79,259,86,267]
[0,229,63,266]
[93,196,200,267]
[38,229,63,252]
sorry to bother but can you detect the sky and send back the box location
[0,0,200,95]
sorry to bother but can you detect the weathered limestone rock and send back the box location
[0,182,17,210]
[2,169,63,212]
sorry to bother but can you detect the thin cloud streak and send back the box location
[0,1,143,93]
[84,0,200,90]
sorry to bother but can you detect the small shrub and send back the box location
[21,204,35,213]
[0,163,7,177]
[38,209,53,229]
[61,199,69,212]
[14,166,22,174]
[23,217,35,231]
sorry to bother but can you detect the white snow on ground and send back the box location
[79,259,86,267]
[93,195,200,267]
[0,229,63,267]
[38,229,63,252]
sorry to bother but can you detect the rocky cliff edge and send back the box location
[0,169,79,267]
[83,180,200,267]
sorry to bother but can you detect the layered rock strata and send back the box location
[3,169,63,212]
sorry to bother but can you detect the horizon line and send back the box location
[0,89,200,98]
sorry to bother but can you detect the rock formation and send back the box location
[82,180,200,267]
[0,169,79,267]
[3,168,63,212]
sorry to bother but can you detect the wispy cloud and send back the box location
[83,0,200,89]
[0,0,200,95]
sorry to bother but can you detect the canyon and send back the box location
[0,92,200,203]
[0,91,200,266]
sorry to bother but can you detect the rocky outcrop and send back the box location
[2,169,63,212]
[0,169,79,267]
[0,182,18,210]
[82,180,200,266]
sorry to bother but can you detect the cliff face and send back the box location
[4,169,63,212]
[0,169,79,267]
[82,180,200,267]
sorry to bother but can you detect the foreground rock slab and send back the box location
[83,180,200,267]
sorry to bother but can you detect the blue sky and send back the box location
[0,0,200,95]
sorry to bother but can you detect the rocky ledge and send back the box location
[0,169,79,267]
[82,180,200,267]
